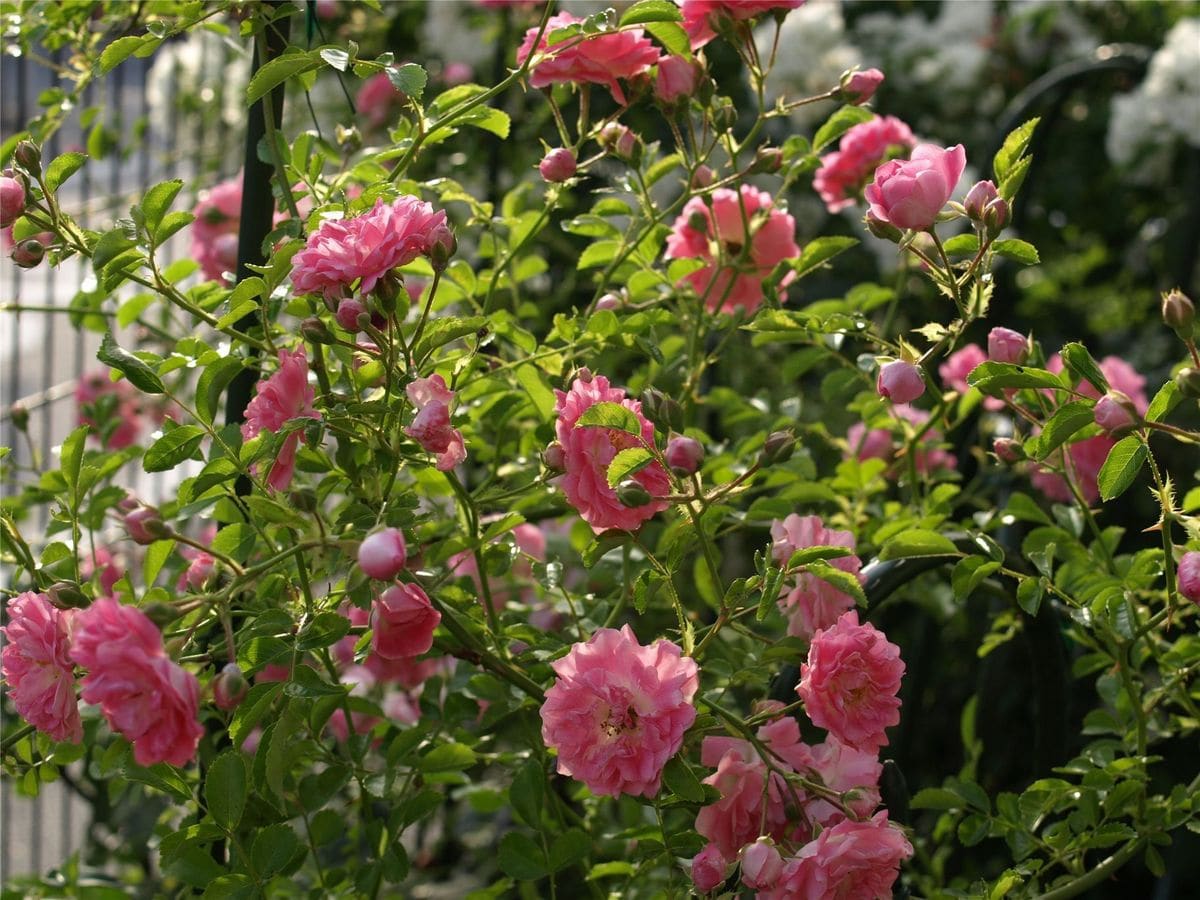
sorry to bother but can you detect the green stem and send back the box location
[1033,839,1146,900]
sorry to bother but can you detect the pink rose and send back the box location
[0,176,25,228]
[813,115,916,214]
[69,597,164,667]
[987,326,1029,364]
[788,737,883,827]
[655,55,700,105]
[404,374,467,471]
[741,839,784,890]
[679,1,805,50]
[179,552,216,591]
[358,527,408,580]
[690,843,729,894]
[335,297,368,332]
[540,625,698,798]
[1179,551,1200,603]
[539,148,577,183]
[770,514,863,641]
[290,196,448,302]
[1094,392,1139,436]
[1,592,82,743]
[665,185,800,314]
[516,12,663,105]
[553,371,670,533]
[665,434,704,475]
[241,348,321,492]
[191,176,243,283]
[696,738,789,857]
[877,359,925,404]
[865,143,967,231]
[939,344,986,395]
[840,67,884,105]
[370,583,441,660]
[81,546,124,598]
[764,813,912,900]
[797,611,905,750]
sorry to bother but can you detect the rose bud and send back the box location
[542,441,566,471]
[358,527,408,580]
[300,316,334,345]
[13,140,41,173]
[690,843,727,894]
[600,123,639,163]
[1179,551,1200,603]
[751,146,783,174]
[982,196,1009,237]
[655,55,700,106]
[665,435,704,476]
[1161,288,1195,336]
[992,437,1024,463]
[9,402,29,431]
[213,663,249,711]
[838,67,884,105]
[963,180,999,222]
[427,225,456,271]
[865,210,903,243]
[616,479,654,508]
[0,175,25,228]
[1176,367,1200,398]
[1094,391,1139,437]
[987,326,1029,364]
[594,292,622,311]
[11,238,45,268]
[690,165,715,189]
[877,359,925,404]
[124,506,170,545]
[761,430,796,465]
[740,839,784,890]
[47,581,89,610]
[539,148,577,183]
[336,297,368,332]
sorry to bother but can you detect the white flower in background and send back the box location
[1106,18,1200,175]
[146,29,250,130]
[1007,0,1102,65]
[757,0,863,127]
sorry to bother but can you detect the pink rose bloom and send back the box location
[770,514,864,641]
[76,370,143,449]
[1094,392,1138,435]
[813,115,916,214]
[764,812,912,900]
[290,196,448,302]
[665,185,800,314]
[1178,551,1200,603]
[2,592,82,743]
[941,343,1004,410]
[655,55,700,105]
[680,0,805,50]
[690,843,729,893]
[516,12,663,105]
[846,404,956,477]
[988,326,1029,365]
[553,371,670,533]
[370,583,441,660]
[241,348,321,491]
[866,143,967,231]
[789,737,883,827]
[359,527,409,580]
[540,625,698,798]
[191,176,243,283]
[70,599,202,767]
[404,374,467,470]
[877,359,925,404]
[696,738,789,857]
[442,62,474,85]
[356,71,405,130]
[797,611,905,750]
[0,176,25,228]
[81,546,125,598]
[179,552,215,591]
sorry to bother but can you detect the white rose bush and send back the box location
[2,2,1200,898]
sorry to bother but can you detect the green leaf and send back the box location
[140,180,183,236]
[785,546,855,568]
[789,236,858,280]
[952,556,999,602]
[992,239,1039,266]
[510,759,545,829]
[143,539,175,587]
[662,757,706,803]
[878,529,959,560]
[251,823,299,878]
[123,760,193,803]
[515,364,556,420]
[230,682,282,748]
[804,560,867,606]
[247,49,322,105]
[144,425,205,473]
[92,229,137,272]
[459,105,510,138]
[1027,400,1095,460]
[575,402,644,437]
[98,332,164,394]
[942,233,980,256]
[411,315,485,362]
[967,361,1063,395]
[498,832,547,881]
[195,357,246,426]
[645,21,691,59]
[263,701,302,804]
[607,448,655,487]
[813,106,875,153]
[45,151,87,192]
[1097,435,1147,501]
[577,240,620,270]
[1060,343,1108,395]
[59,425,89,500]
[205,751,247,832]
[1016,577,1044,616]
[620,0,683,26]
[549,829,590,873]
[998,155,1031,202]
[320,47,350,71]
[910,787,963,810]
[993,117,1039,182]
[387,63,427,100]
[420,742,478,772]
[1145,380,1180,423]
[100,36,149,74]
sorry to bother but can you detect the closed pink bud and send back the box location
[124,506,169,545]
[358,527,408,580]
[655,55,699,105]
[665,435,704,475]
[539,148,577,183]
[594,292,622,311]
[1179,551,1200,603]
[11,238,44,268]
[543,441,566,471]
[213,663,248,710]
[740,839,783,890]
[877,360,925,404]
[987,326,1029,364]
[963,180,999,221]
[993,437,1023,463]
[690,843,727,894]
[427,224,456,271]
[840,67,884,105]
[0,176,25,228]
[691,165,714,189]
[1094,392,1139,436]
[336,297,368,332]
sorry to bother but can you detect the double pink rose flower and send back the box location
[242,348,321,492]
[866,143,967,232]
[2,592,82,743]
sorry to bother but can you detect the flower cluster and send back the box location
[771,514,864,641]
[242,348,322,492]
[404,374,467,471]
[2,592,82,743]
[814,115,916,213]
[680,0,806,50]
